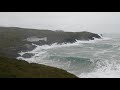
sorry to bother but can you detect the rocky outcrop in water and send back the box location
[22,53,34,58]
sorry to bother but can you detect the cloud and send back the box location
[0,12,120,33]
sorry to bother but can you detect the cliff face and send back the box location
[0,27,101,58]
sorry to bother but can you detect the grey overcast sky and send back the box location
[0,12,120,33]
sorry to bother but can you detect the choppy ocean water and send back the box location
[17,33,120,78]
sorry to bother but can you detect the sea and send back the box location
[17,33,120,78]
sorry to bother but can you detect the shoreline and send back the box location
[0,26,102,78]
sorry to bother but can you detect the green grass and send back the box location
[0,56,78,78]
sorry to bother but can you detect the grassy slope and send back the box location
[0,56,78,78]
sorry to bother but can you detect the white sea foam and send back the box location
[17,36,111,63]
[79,55,120,78]
[17,38,102,57]
[80,70,120,78]
[18,36,110,55]
[17,36,114,78]
[79,63,120,78]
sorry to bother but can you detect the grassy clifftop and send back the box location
[0,56,78,78]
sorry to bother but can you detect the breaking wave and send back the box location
[17,35,120,78]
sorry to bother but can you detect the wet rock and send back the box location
[22,53,34,58]
[21,44,37,52]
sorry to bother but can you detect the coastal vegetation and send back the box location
[0,56,77,78]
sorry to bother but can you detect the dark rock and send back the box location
[22,53,34,58]
[20,44,37,52]
[63,38,76,43]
